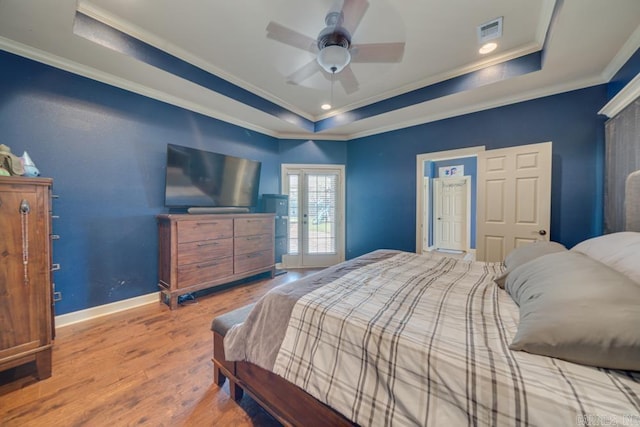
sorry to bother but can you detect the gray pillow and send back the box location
[505,251,640,371]
[494,241,567,288]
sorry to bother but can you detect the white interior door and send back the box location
[281,165,345,268]
[476,141,552,262]
[434,177,468,251]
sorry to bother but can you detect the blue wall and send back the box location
[0,51,346,315]
[0,46,626,315]
[607,47,640,99]
[346,85,608,258]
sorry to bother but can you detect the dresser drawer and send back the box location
[178,257,233,288]
[234,217,273,237]
[235,234,273,256]
[234,250,273,274]
[177,238,232,265]
[177,219,233,243]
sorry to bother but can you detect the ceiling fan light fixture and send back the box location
[317,45,351,74]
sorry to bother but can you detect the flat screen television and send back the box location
[164,143,261,209]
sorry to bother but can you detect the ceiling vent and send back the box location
[478,17,503,43]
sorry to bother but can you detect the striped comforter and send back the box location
[271,251,640,426]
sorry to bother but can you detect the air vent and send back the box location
[478,17,503,43]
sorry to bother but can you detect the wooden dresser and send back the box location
[0,177,54,381]
[157,213,275,309]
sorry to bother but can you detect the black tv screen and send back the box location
[164,144,261,208]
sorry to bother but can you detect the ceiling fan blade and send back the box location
[350,42,405,63]
[337,65,359,94]
[266,21,317,53]
[287,59,322,85]
[341,0,369,35]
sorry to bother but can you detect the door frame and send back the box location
[415,146,485,254]
[433,176,471,252]
[281,164,346,268]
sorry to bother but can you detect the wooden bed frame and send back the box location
[212,331,355,426]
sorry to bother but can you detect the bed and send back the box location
[212,233,640,426]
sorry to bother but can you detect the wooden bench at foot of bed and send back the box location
[211,305,355,427]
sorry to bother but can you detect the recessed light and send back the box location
[479,42,497,55]
[321,103,332,110]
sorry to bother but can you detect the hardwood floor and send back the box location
[0,270,319,426]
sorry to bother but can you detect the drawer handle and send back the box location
[197,241,220,247]
[197,222,218,226]
[246,253,262,259]
[245,236,262,241]
[197,261,222,268]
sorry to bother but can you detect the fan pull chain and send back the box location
[330,68,336,109]
[20,199,30,286]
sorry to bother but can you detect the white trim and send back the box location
[422,177,430,253]
[280,163,346,268]
[535,0,559,48]
[315,44,542,122]
[601,24,640,82]
[415,147,485,254]
[599,72,640,118]
[346,77,605,141]
[0,36,280,138]
[76,2,315,122]
[55,292,159,328]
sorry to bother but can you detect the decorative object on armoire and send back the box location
[0,177,55,383]
[0,144,24,176]
[21,151,40,177]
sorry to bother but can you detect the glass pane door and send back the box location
[282,165,344,268]
[305,173,337,255]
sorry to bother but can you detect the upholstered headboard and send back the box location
[626,170,640,231]
[604,96,640,233]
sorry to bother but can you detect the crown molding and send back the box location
[274,132,348,141]
[0,36,281,138]
[599,72,640,118]
[601,24,640,82]
[536,0,559,47]
[348,75,605,140]
[318,44,542,121]
[77,1,315,122]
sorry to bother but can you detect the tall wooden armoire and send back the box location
[0,177,54,380]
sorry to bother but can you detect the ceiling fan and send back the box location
[266,0,405,94]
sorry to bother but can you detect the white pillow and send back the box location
[571,232,640,284]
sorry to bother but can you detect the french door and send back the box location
[281,164,345,268]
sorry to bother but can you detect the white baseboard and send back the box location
[55,292,160,329]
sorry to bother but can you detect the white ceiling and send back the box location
[0,0,639,139]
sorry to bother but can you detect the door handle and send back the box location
[538,230,547,236]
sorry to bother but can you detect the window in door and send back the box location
[282,164,345,268]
